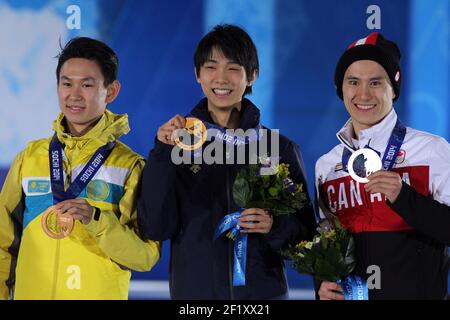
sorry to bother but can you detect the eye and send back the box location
[61,82,71,87]
[348,80,358,86]
[204,65,215,70]
[370,80,381,87]
[82,84,94,88]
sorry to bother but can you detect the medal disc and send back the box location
[347,148,382,183]
[174,117,207,151]
[41,206,74,239]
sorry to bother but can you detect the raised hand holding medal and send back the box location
[157,114,186,146]
[364,170,403,203]
[157,114,208,151]
[347,149,405,202]
[340,119,406,204]
[54,199,95,225]
[343,119,406,186]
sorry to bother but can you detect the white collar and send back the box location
[336,109,398,152]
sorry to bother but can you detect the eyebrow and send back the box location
[204,59,240,65]
[345,76,384,81]
[60,76,96,82]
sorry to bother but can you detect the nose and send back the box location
[67,85,83,101]
[357,83,372,100]
[214,67,229,84]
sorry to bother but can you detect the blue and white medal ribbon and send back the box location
[184,114,263,149]
[337,275,369,300]
[342,119,406,173]
[204,121,263,146]
[49,133,115,203]
[214,209,247,286]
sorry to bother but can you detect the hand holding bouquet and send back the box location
[281,219,368,299]
[214,156,310,286]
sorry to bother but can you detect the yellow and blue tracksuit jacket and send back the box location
[0,110,161,299]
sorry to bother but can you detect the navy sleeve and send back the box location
[388,182,450,245]
[264,140,317,252]
[137,140,179,241]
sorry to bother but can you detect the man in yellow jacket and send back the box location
[0,37,160,299]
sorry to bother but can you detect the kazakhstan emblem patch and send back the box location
[86,179,110,201]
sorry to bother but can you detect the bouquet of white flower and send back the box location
[281,219,355,282]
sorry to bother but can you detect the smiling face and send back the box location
[57,58,120,135]
[342,60,395,137]
[196,47,256,112]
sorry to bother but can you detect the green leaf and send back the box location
[268,187,279,197]
[233,176,251,207]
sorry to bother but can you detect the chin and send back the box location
[213,99,241,108]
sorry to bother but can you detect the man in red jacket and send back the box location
[316,32,449,300]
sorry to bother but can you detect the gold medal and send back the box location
[174,117,207,151]
[41,206,74,239]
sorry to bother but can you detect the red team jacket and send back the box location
[315,109,449,299]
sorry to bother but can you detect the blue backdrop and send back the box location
[0,0,449,294]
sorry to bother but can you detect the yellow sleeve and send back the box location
[0,151,25,300]
[84,158,161,272]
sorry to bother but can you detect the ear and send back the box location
[195,67,201,84]
[247,69,258,86]
[105,80,121,104]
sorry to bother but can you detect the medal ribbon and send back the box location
[337,275,369,300]
[184,115,264,159]
[186,114,262,145]
[49,133,115,204]
[204,121,263,147]
[214,209,247,286]
[342,119,406,172]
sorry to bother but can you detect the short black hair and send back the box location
[56,37,119,87]
[194,24,259,95]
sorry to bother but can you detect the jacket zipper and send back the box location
[51,161,68,299]
[226,167,235,300]
[51,239,61,299]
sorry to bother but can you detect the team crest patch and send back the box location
[190,164,201,174]
[28,180,50,193]
[86,179,110,201]
[395,149,406,164]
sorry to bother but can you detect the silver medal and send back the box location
[347,148,382,183]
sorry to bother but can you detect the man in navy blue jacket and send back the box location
[138,24,317,299]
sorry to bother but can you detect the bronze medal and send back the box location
[41,206,74,239]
